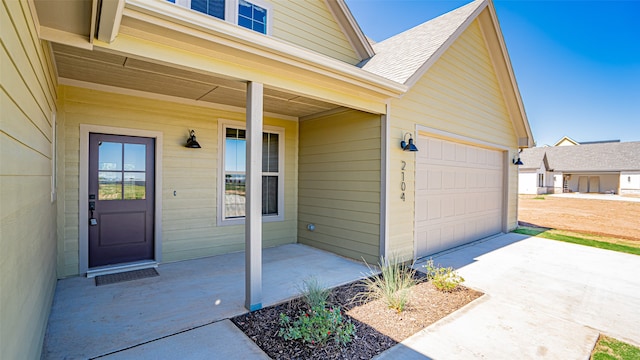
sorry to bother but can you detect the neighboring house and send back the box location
[518,140,640,195]
[553,135,620,147]
[1,0,533,357]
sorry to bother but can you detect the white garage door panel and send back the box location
[416,136,504,258]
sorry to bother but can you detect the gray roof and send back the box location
[520,142,640,172]
[358,0,484,84]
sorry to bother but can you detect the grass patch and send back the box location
[591,335,640,360]
[532,195,546,200]
[514,228,640,256]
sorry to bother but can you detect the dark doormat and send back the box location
[95,268,159,286]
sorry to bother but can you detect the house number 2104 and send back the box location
[401,160,406,201]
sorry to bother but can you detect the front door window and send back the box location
[98,142,147,200]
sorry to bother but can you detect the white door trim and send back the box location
[413,125,509,259]
[79,124,163,275]
[415,125,510,152]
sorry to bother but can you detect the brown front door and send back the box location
[89,133,155,268]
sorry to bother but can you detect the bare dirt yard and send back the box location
[518,195,640,242]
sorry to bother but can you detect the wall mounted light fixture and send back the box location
[512,149,523,165]
[400,132,419,152]
[185,129,201,148]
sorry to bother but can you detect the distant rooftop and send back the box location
[579,140,620,145]
[520,141,640,172]
[552,135,620,147]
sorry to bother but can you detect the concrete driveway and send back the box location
[378,233,640,359]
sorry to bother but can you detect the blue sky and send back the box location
[346,0,640,146]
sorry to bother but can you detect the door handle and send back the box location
[89,198,98,226]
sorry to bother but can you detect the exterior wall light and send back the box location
[401,132,418,152]
[512,149,523,165]
[307,223,315,231]
[185,129,201,148]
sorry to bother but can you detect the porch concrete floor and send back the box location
[41,244,370,359]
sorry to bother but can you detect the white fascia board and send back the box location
[324,0,375,60]
[123,0,406,97]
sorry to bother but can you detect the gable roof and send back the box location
[358,0,484,84]
[553,136,580,146]
[357,0,533,148]
[520,142,640,172]
[519,147,548,170]
[553,135,621,146]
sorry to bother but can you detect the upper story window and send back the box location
[168,0,272,35]
[191,0,225,20]
[238,0,267,34]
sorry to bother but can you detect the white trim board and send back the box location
[416,125,510,152]
[79,124,163,275]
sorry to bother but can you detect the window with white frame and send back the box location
[220,121,283,223]
[538,173,544,187]
[168,0,272,35]
[237,0,267,34]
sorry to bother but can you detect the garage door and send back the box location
[415,136,504,258]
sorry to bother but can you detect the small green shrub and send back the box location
[359,255,417,313]
[278,278,355,346]
[424,259,465,292]
[278,305,355,346]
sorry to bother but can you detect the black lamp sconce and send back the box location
[185,129,201,148]
[512,149,523,165]
[401,132,419,152]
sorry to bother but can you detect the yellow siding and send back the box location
[58,86,298,276]
[271,0,361,64]
[0,0,58,358]
[388,20,518,259]
[298,110,381,263]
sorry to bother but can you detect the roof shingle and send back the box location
[358,0,485,84]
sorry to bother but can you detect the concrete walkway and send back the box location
[377,233,640,359]
[549,192,640,202]
[43,235,640,359]
[42,244,370,359]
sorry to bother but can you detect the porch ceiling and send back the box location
[52,43,340,118]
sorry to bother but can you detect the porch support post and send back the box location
[245,81,263,311]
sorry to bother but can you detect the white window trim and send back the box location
[217,119,284,226]
[171,0,273,35]
[230,0,273,35]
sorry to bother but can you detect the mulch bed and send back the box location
[231,276,483,359]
